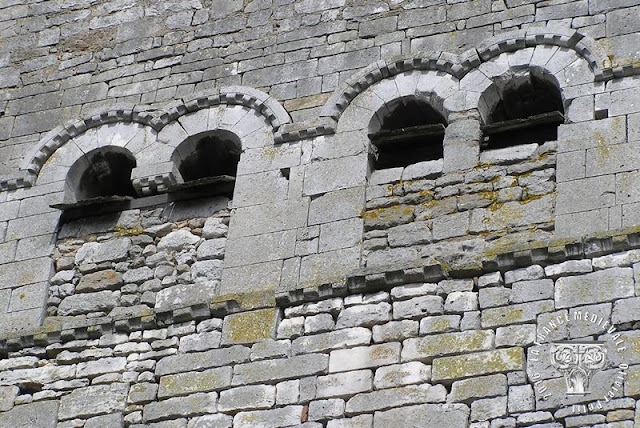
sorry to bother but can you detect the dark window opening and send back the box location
[170,130,241,196]
[369,98,446,170]
[75,150,137,200]
[482,74,564,150]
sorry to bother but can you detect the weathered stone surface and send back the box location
[326,415,373,428]
[77,357,127,378]
[158,367,232,398]
[128,383,159,404]
[316,370,372,399]
[76,269,123,293]
[373,362,430,389]
[309,398,345,421]
[471,396,507,422]
[59,383,128,420]
[156,345,250,376]
[336,302,392,328]
[0,385,18,412]
[75,238,131,264]
[402,330,494,362]
[329,343,400,372]
[481,300,554,328]
[449,374,507,403]
[292,327,372,355]
[346,383,446,414]
[0,401,58,428]
[57,290,119,315]
[218,385,276,412]
[373,403,470,428]
[157,230,200,251]
[393,295,444,319]
[233,354,328,385]
[143,392,217,422]
[221,308,279,345]
[373,320,419,342]
[431,348,525,381]
[233,406,303,428]
[155,282,217,310]
[555,267,634,308]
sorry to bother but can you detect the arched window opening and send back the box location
[66,147,137,203]
[369,97,447,170]
[481,72,564,150]
[170,130,241,194]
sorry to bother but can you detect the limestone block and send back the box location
[373,320,419,342]
[431,348,525,381]
[128,383,158,404]
[155,282,217,310]
[495,325,536,347]
[179,331,222,353]
[233,406,303,428]
[326,415,373,428]
[479,287,510,309]
[373,403,470,428]
[471,396,507,422]
[58,290,118,316]
[373,362,431,389]
[155,345,250,376]
[555,267,634,308]
[0,385,18,411]
[510,279,553,303]
[237,145,301,176]
[478,272,503,288]
[59,383,128,420]
[363,205,415,231]
[303,155,368,197]
[544,260,592,278]
[277,317,305,339]
[123,266,154,284]
[300,246,360,288]
[390,283,437,300]
[8,282,47,312]
[319,218,362,252]
[504,265,544,284]
[613,297,640,324]
[392,295,443,320]
[329,343,400,373]
[481,300,554,328]
[309,398,345,421]
[158,367,232,398]
[218,385,276,412]
[386,221,432,247]
[419,315,461,335]
[336,302,392,329]
[76,269,123,293]
[316,370,373,399]
[233,354,328,385]
[224,230,296,268]
[557,117,626,152]
[593,249,640,269]
[84,413,123,428]
[75,238,131,264]
[508,385,534,413]
[229,198,309,238]
[479,144,537,165]
[0,401,58,428]
[221,308,279,345]
[220,260,282,294]
[143,392,217,422]
[346,383,446,414]
[366,247,419,269]
[292,328,371,356]
[469,197,553,232]
[308,187,365,225]
[304,313,335,334]
[402,330,494,363]
[444,291,478,312]
[448,374,507,403]
[202,218,228,239]
[196,238,226,260]
[276,380,300,405]
[432,211,470,240]
[77,357,127,378]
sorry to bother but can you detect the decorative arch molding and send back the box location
[11,86,290,192]
[318,28,630,132]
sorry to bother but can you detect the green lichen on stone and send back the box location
[114,225,144,236]
[432,347,524,381]
[212,290,275,311]
[225,308,278,345]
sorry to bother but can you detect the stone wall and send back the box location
[1,0,640,427]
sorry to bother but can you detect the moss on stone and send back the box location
[225,308,278,344]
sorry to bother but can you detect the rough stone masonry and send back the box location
[1,0,640,427]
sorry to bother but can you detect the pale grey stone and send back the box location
[196,238,226,260]
[329,343,400,372]
[309,398,345,421]
[386,222,432,247]
[179,331,222,353]
[155,282,217,310]
[336,302,391,328]
[316,370,372,399]
[346,383,446,414]
[390,283,437,300]
[77,357,127,378]
[504,265,544,284]
[123,266,154,284]
[592,250,640,270]
[202,218,228,239]
[276,380,300,405]
[373,320,419,342]
[76,269,123,293]
[444,291,478,312]
[612,296,640,324]
[50,270,75,285]
[292,327,371,355]
[143,392,217,422]
[471,396,507,422]
[544,260,592,278]
[308,187,365,225]
[155,345,250,376]
[373,362,431,389]
[449,374,507,403]
[495,325,536,347]
[250,339,290,361]
[508,385,534,413]
[402,330,494,362]
[84,413,123,428]
[0,385,18,411]
[233,406,303,428]
[479,144,537,164]
[187,414,233,428]
[59,383,128,420]
[128,383,158,404]
[0,401,58,428]
[419,315,460,335]
[218,385,276,412]
[436,279,474,293]
[481,300,554,328]
[374,403,470,427]
[58,290,118,316]
[75,238,131,264]
[277,317,305,339]
[233,354,328,385]
[510,279,553,303]
[157,230,200,251]
[392,295,444,320]
[555,267,634,308]
[326,415,373,428]
[305,313,335,334]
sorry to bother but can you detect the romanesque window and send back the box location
[170,130,241,195]
[63,146,137,205]
[368,97,447,170]
[481,72,564,150]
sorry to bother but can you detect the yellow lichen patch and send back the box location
[226,308,278,344]
[114,225,144,236]
[212,290,275,311]
[431,347,524,381]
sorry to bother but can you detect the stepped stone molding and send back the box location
[12,86,290,192]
